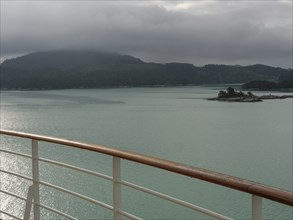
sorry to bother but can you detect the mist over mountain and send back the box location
[1,50,143,69]
[1,50,292,89]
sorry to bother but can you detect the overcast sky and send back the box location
[1,0,292,68]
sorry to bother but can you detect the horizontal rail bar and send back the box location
[39,157,112,181]
[0,189,26,201]
[118,210,143,220]
[38,203,77,220]
[39,180,113,211]
[0,210,22,220]
[0,149,32,159]
[0,189,76,220]
[120,180,232,220]
[0,169,32,181]
[0,188,76,220]
[1,129,292,206]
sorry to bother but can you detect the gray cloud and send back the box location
[1,0,292,68]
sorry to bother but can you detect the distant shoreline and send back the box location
[1,84,293,93]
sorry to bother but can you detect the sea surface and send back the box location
[0,86,292,219]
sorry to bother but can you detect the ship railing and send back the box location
[0,129,292,220]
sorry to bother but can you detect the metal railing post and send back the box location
[113,157,121,219]
[32,140,40,219]
[23,185,34,219]
[252,195,262,220]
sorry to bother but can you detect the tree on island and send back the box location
[227,87,235,96]
[217,87,255,98]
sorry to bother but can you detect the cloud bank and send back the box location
[1,0,292,67]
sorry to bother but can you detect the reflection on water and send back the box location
[0,87,292,219]
[0,91,124,109]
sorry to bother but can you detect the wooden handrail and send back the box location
[1,129,292,206]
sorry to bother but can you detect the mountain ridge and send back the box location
[1,50,292,89]
[1,50,143,70]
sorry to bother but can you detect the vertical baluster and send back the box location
[252,195,262,220]
[32,140,40,219]
[23,185,34,219]
[113,157,121,219]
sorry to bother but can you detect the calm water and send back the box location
[0,86,292,219]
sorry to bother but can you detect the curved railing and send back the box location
[0,129,292,220]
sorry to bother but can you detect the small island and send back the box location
[208,87,293,102]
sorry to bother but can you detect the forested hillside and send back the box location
[1,50,292,89]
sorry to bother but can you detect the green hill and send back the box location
[1,50,143,70]
[1,50,292,89]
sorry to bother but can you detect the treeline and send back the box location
[242,78,293,90]
[1,50,292,89]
